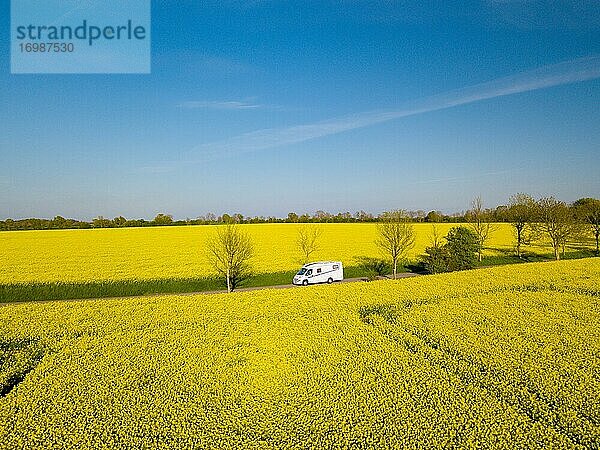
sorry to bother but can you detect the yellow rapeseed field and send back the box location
[0,223,520,284]
[0,259,598,448]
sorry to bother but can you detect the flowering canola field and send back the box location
[0,259,598,448]
[0,223,518,284]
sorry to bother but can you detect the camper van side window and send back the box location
[317,268,322,274]
[333,265,339,270]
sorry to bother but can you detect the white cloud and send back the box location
[178,100,264,110]
[186,56,600,162]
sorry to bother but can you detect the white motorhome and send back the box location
[292,261,344,286]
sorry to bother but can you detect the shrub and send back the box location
[422,226,479,273]
[445,226,479,271]
[355,257,391,280]
[423,246,450,274]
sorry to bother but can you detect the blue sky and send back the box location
[1,0,599,220]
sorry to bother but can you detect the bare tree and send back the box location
[428,223,443,249]
[206,223,254,292]
[533,197,581,260]
[466,197,496,262]
[506,193,536,258]
[375,210,415,279]
[297,225,323,264]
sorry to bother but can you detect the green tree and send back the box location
[422,226,478,273]
[422,246,450,274]
[506,193,536,258]
[425,210,443,223]
[51,216,67,229]
[573,197,600,255]
[445,226,479,271]
[112,216,126,227]
[220,213,232,224]
[494,205,509,221]
[92,216,112,228]
[153,214,173,226]
[533,197,581,260]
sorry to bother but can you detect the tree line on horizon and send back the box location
[0,209,464,230]
[1,195,599,251]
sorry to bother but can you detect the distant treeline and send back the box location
[1,196,598,231]
[0,210,474,230]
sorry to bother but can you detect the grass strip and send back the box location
[1,252,595,304]
[0,266,371,303]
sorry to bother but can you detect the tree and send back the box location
[573,198,600,255]
[407,210,426,222]
[422,245,450,274]
[51,216,67,229]
[425,210,443,223]
[297,225,323,264]
[466,197,496,262]
[153,213,173,226]
[422,226,479,273]
[219,213,232,224]
[92,216,112,228]
[506,193,536,258]
[355,210,374,222]
[422,224,448,274]
[428,223,443,248]
[314,210,331,222]
[112,216,126,227]
[534,197,581,260]
[375,210,415,279]
[206,223,254,293]
[494,205,509,221]
[445,226,479,271]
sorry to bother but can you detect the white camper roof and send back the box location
[303,261,342,267]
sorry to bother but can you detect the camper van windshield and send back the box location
[297,268,307,275]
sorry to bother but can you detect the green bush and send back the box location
[355,257,391,280]
[423,246,450,274]
[445,226,479,271]
[423,226,479,274]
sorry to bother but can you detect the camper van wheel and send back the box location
[327,278,333,284]
[302,280,308,286]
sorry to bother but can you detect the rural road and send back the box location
[2,272,422,306]
[200,272,422,295]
